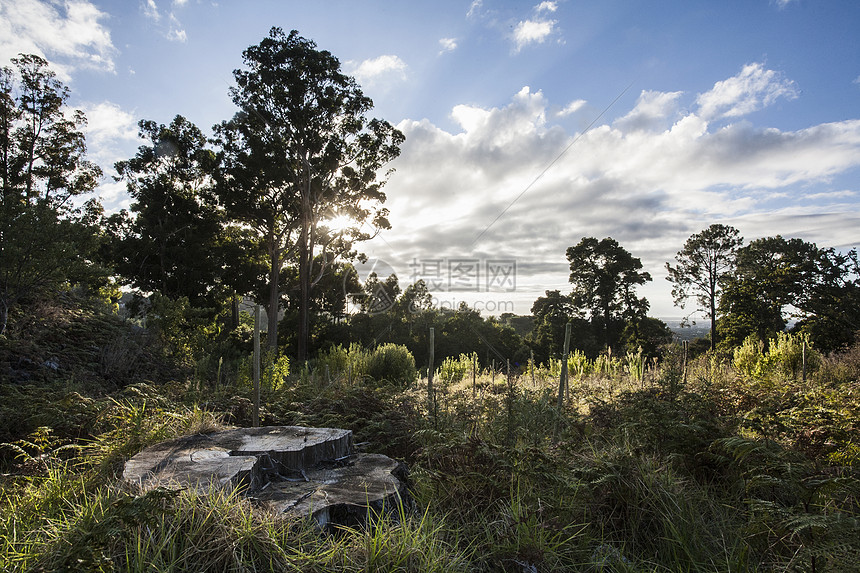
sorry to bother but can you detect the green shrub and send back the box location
[366,344,417,387]
[733,335,764,379]
[315,343,370,383]
[734,332,821,382]
[437,353,476,384]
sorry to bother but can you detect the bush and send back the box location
[436,353,477,384]
[366,344,417,387]
[315,343,370,383]
[734,332,821,382]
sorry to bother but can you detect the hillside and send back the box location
[2,295,860,571]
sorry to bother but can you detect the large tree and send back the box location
[108,116,223,307]
[567,237,652,350]
[719,236,860,352]
[215,28,403,359]
[666,224,743,352]
[0,55,103,335]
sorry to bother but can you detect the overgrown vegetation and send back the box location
[2,296,859,572]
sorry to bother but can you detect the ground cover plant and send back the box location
[2,297,859,572]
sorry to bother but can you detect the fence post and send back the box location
[682,340,688,388]
[472,353,477,397]
[428,327,435,419]
[506,358,514,446]
[530,349,536,387]
[802,339,807,384]
[557,323,571,410]
[253,304,261,428]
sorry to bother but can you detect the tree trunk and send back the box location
[297,191,312,363]
[266,238,280,351]
[709,291,717,353]
[231,292,240,330]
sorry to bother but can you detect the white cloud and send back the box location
[466,0,483,19]
[346,55,408,87]
[81,100,139,149]
[512,18,557,51]
[614,90,683,132]
[771,0,797,9]
[535,1,558,13]
[557,99,586,117]
[79,100,140,210]
[142,0,160,21]
[696,62,798,121]
[142,2,188,43]
[363,67,860,316]
[0,0,116,79]
[167,13,187,43]
[438,37,457,54]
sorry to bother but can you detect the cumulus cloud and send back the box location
[535,1,558,13]
[696,62,798,121]
[511,1,561,52]
[0,0,116,79]
[79,101,142,211]
[614,90,683,132]
[512,18,557,51]
[557,99,587,117]
[166,14,187,43]
[346,55,408,88]
[81,101,139,149]
[359,64,860,315]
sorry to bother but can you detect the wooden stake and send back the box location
[557,323,571,410]
[253,304,261,428]
[428,327,435,417]
[472,353,477,397]
[802,339,807,384]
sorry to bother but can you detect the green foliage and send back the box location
[0,55,105,335]
[315,342,371,383]
[666,224,743,351]
[623,347,645,382]
[568,349,591,378]
[713,436,860,571]
[734,331,821,382]
[107,116,225,310]
[4,283,860,572]
[719,235,860,353]
[436,352,477,384]
[215,27,404,358]
[145,293,219,364]
[366,343,417,387]
[567,237,652,349]
[733,335,765,380]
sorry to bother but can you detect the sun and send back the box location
[324,214,355,234]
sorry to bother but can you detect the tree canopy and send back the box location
[566,237,651,350]
[107,116,223,307]
[214,28,404,359]
[0,55,104,334]
[666,224,743,351]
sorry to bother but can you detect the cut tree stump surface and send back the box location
[123,426,407,527]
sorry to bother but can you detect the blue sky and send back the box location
[2,0,859,319]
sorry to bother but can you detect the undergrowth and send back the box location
[2,301,859,571]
